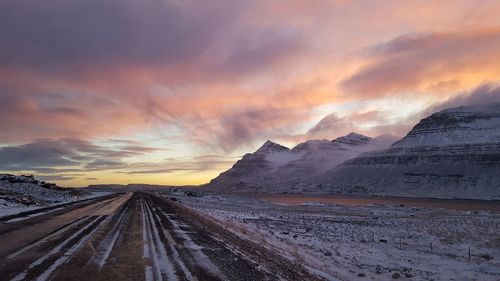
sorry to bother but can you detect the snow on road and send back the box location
[1,194,130,281]
[34,216,106,281]
[93,203,129,268]
[142,199,178,281]
[2,192,314,281]
[10,216,105,281]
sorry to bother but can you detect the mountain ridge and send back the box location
[206,132,398,192]
[315,103,500,199]
[205,103,500,199]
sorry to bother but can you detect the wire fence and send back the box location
[363,234,495,262]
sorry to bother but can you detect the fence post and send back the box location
[468,245,471,261]
[430,242,433,254]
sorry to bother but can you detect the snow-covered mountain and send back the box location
[206,132,398,192]
[315,103,500,199]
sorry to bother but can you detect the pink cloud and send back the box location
[341,28,500,97]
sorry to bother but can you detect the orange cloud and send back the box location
[341,28,500,98]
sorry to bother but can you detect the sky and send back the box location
[1,0,500,187]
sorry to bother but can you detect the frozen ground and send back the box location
[162,190,500,281]
[0,189,113,218]
[0,198,40,218]
[0,174,114,218]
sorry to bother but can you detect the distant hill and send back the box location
[85,184,196,192]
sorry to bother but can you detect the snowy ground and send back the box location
[163,191,500,281]
[0,174,116,219]
[0,199,40,218]
[0,189,113,218]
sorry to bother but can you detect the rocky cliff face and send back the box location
[206,133,397,192]
[316,103,500,199]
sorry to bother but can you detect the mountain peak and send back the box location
[255,140,289,153]
[333,132,372,145]
[346,132,369,139]
[262,140,277,146]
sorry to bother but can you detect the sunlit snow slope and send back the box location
[317,103,500,199]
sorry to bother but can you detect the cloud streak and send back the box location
[123,155,236,175]
[0,138,159,172]
[423,83,500,115]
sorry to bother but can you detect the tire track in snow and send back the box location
[10,215,105,281]
[148,205,194,281]
[141,200,155,281]
[5,198,117,261]
[142,200,162,281]
[91,203,129,268]
[34,216,107,281]
[142,199,178,281]
[6,215,89,260]
[148,201,226,281]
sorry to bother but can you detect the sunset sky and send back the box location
[1,0,500,186]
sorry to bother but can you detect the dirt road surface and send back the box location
[0,192,324,281]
